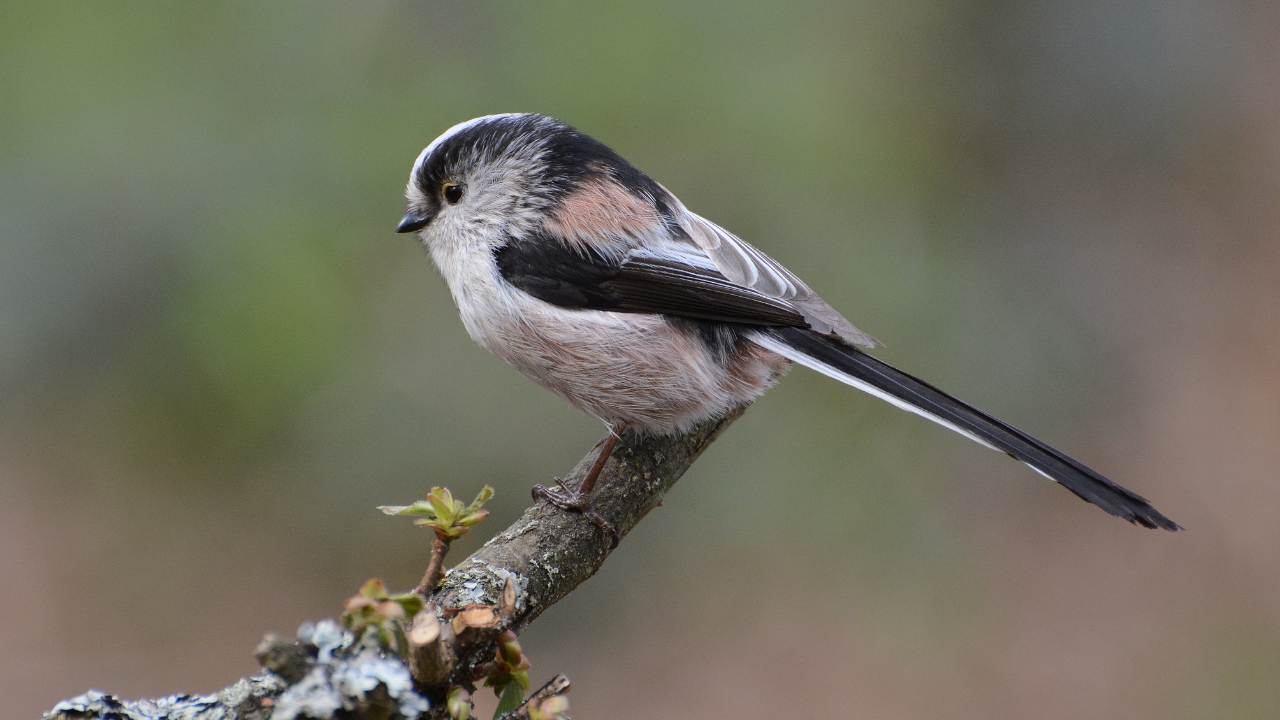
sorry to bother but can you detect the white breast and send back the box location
[428,238,518,354]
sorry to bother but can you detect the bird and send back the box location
[396,112,1180,543]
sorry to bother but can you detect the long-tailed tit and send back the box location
[396,113,1179,542]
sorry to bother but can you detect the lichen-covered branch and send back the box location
[44,410,744,719]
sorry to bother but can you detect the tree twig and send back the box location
[43,408,745,719]
[415,535,451,596]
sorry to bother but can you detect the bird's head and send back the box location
[397,113,671,251]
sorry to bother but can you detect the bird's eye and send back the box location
[442,181,463,204]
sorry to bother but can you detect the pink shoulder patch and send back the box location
[544,177,662,251]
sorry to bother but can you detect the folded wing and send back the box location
[495,234,809,327]
[665,197,881,348]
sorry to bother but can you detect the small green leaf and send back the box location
[466,485,495,514]
[493,682,524,719]
[447,687,473,720]
[428,487,455,521]
[390,593,425,619]
[379,500,438,518]
[383,484,495,542]
[498,633,522,665]
[457,509,490,527]
[358,578,388,600]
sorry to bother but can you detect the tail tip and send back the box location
[1131,507,1183,532]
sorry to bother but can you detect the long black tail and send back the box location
[752,327,1180,531]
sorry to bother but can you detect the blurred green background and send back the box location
[3,2,1277,717]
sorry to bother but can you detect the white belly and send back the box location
[429,241,787,432]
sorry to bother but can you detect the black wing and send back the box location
[494,235,809,327]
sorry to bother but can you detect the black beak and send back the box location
[395,211,432,234]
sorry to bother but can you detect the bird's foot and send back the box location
[532,478,619,549]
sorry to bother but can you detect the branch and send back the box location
[44,409,744,719]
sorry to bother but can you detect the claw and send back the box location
[584,508,620,549]
[530,424,627,550]
[532,483,619,549]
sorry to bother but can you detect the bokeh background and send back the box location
[3,2,1277,717]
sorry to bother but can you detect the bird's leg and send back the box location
[532,423,626,547]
